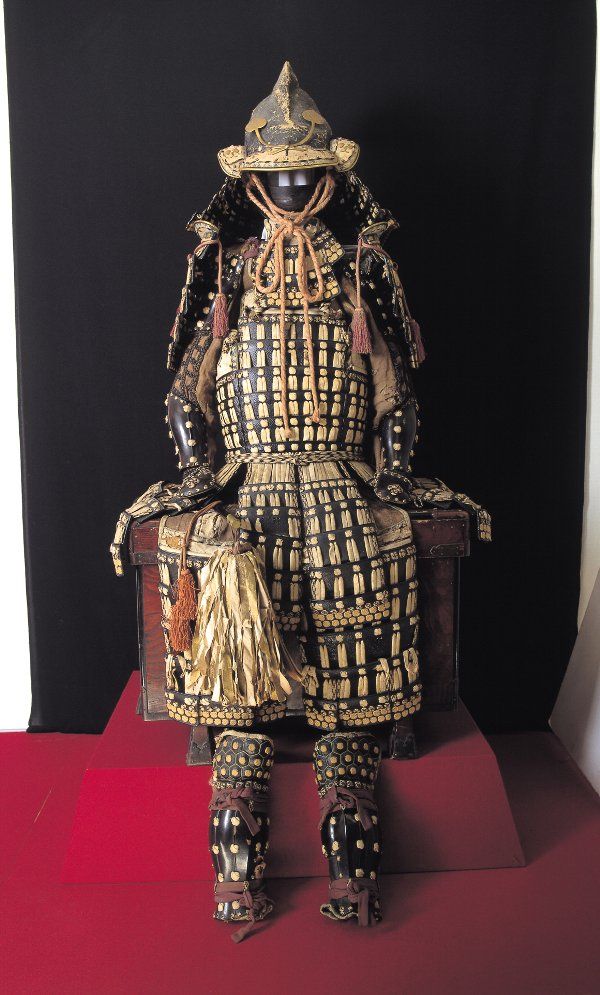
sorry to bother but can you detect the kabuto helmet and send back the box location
[217,61,359,177]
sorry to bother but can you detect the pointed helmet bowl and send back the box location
[217,61,359,178]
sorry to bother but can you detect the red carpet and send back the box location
[61,676,523,883]
[1,724,599,994]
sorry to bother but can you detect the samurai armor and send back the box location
[209,730,275,941]
[314,731,382,925]
[114,61,490,732]
[109,62,494,943]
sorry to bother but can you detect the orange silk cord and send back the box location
[244,171,336,438]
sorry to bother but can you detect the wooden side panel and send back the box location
[130,519,160,564]
[418,559,459,710]
[137,564,169,721]
[411,510,470,559]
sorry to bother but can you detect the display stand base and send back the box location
[62,674,524,883]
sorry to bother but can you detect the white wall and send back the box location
[578,20,600,623]
[549,16,600,793]
[0,7,31,730]
[551,575,600,792]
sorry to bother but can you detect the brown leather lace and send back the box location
[328,877,380,927]
[318,785,378,832]
[244,171,336,438]
[209,785,267,836]
[214,880,272,943]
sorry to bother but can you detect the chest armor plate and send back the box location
[216,221,369,457]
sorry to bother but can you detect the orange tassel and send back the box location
[194,236,229,339]
[212,292,229,339]
[169,566,197,653]
[213,237,228,338]
[167,507,214,654]
[351,306,371,354]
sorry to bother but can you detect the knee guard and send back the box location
[209,730,275,941]
[313,731,382,926]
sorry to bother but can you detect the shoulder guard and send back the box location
[321,171,398,244]
[322,170,425,371]
[167,238,253,373]
[336,238,425,371]
[356,245,425,371]
[167,179,262,372]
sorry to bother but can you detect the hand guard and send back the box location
[110,475,220,577]
[179,463,219,500]
[372,468,421,508]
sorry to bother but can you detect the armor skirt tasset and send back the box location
[158,455,421,731]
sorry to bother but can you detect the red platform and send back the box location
[62,674,524,883]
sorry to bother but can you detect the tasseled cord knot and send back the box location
[244,171,337,438]
[195,237,229,339]
[168,504,219,653]
[351,237,372,355]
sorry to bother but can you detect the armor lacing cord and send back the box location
[318,785,378,832]
[328,877,380,927]
[244,171,336,438]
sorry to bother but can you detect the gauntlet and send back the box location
[167,390,219,496]
[373,403,419,506]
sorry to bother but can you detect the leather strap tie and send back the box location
[328,877,380,928]
[318,785,378,832]
[214,880,272,943]
[209,786,267,836]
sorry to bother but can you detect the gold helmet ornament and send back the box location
[217,61,359,178]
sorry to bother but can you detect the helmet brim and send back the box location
[217,138,359,178]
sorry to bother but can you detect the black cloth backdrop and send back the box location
[4,0,593,733]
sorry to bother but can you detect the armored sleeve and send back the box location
[166,243,248,469]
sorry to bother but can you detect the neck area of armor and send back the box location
[263,168,325,211]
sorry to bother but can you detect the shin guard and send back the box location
[209,730,274,941]
[313,731,382,925]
